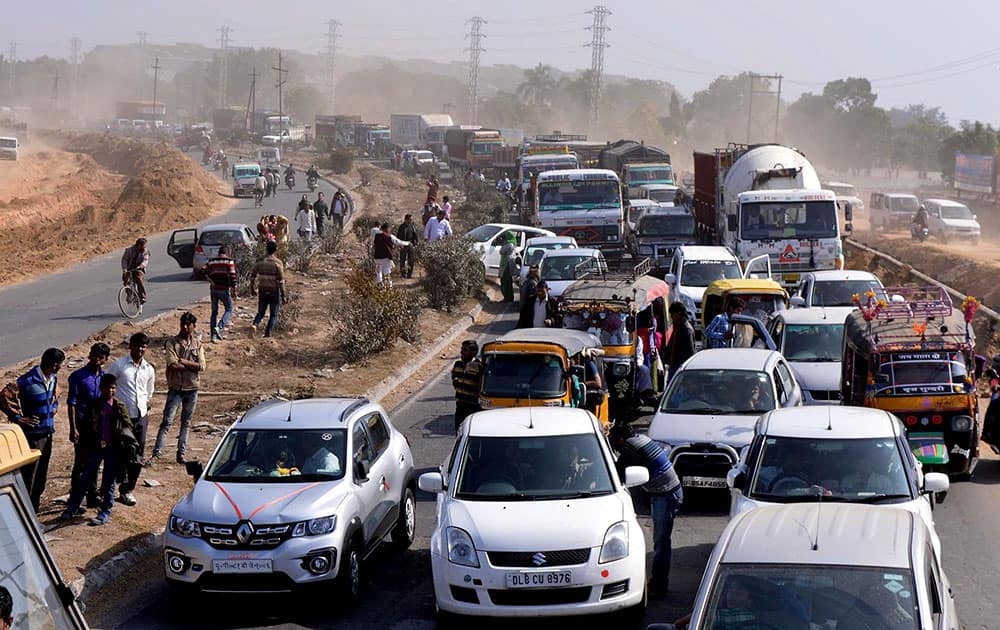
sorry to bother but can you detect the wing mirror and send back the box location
[185,460,203,480]
[844,202,854,222]
[726,465,746,491]
[623,466,650,488]
[923,472,949,496]
[790,295,806,308]
[418,472,444,493]
[664,273,677,285]
[727,214,738,232]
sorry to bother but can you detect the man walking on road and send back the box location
[518,281,557,328]
[121,238,149,304]
[611,423,683,597]
[395,214,419,278]
[423,208,453,242]
[263,169,273,198]
[67,342,111,511]
[3,347,64,511]
[295,203,317,242]
[205,245,237,342]
[665,302,696,383]
[451,340,482,432]
[313,191,329,237]
[150,312,206,465]
[107,333,155,507]
[250,240,287,338]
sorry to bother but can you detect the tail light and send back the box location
[905,415,917,426]
[195,245,204,254]
[932,414,943,425]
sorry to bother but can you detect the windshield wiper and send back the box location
[750,492,850,503]
[669,406,728,415]
[545,490,613,500]
[853,493,912,504]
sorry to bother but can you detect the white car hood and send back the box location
[677,285,706,304]
[447,494,624,551]
[545,279,575,298]
[940,218,980,230]
[175,479,348,524]
[649,411,761,448]
[788,361,841,392]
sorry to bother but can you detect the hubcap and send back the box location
[405,496,415,539]
[350,551,359,596]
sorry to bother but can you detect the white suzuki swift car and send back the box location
[420,407,649,622]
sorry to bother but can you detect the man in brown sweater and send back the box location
[249,240,287,338]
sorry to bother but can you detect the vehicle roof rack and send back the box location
[340,397,371,420]
[575,256,650,281]
[876,286,953,320]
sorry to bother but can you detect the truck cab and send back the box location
[624,162,674,197]
[535,168,626,249]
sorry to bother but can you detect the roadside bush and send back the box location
[226,239,263,297]
[417,237,485,311]
[325,148,354,174]
[288,238,321,273]
[351,215,390,255]
[317,226,344,255]
[333,264,423,363]
[274,292,302,333]
[453,189,508,234]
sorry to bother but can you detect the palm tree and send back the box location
[516,63,556,108]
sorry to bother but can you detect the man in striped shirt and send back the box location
[451,340,482,432]
[205,245,238,342]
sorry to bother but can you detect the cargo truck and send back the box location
[444,128,504,171]
[598,140,673,197]
[693,143,846,287]
[389,113,454,147]
[534,168,626,249]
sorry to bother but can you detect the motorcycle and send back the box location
[911,222,929,242]
[285,173,295,190]
[307,175,318,191]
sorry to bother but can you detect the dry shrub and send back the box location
[274,292,302,333]
[333,263,423,363]
[227,239,264,297]
[288,238,320,273]
[317,226,344,255]
[417,237,485,311]
[453,189,508,234]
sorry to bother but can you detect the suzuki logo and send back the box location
[236,521,254,544]
[531,552,547,566]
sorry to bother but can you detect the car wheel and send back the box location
[391,487,416,548]
[336,539,362,605]
[618,584,647,627]
[435,603,463,629]
[166,579,198,608]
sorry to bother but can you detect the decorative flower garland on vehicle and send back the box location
[961,295,979,323]
[852,290,888,322]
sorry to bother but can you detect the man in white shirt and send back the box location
[532,282,555,328]
[294,204,317,241]
[106,332,156,506]
[424,208,453,242]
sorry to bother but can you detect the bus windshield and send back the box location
[740,201,838,240]
[876,353,968,395]
[538,180,620,211]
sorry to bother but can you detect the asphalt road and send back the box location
[0,158,346,367]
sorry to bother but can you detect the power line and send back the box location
[325,20,342,114]
[465,16,486,124]
[217,26,231,108]
[585,5,610,133]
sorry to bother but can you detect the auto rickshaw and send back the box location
[700,278,789,331]
[841,286,980,478]
[479,328,610,425]
[559,259,670,421]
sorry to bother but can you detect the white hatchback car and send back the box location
[520,236,578,282]
[923,198,982,244]
[791,269,883,309]
[768,307,847,405]
[420,407,649,621]
[538,248,607,299]
[466,223,555,277]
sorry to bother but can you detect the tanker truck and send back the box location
[693,143,849,287]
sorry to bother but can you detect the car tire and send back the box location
[618,585,647,627]
[166,579,198,608]
[391,487,416,548]
[435,604,463,629]
[336,538,363,605]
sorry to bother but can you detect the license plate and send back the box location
[212,558,273,574]
[505,570,574,588]
[683,476,728,489]
[783,273,800,282]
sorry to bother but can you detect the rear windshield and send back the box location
[0,138,16,148]
[200,230,244,246]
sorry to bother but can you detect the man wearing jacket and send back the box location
[250,240,287,337]
[205,245,238,342]
[395,214,420,278]
[5,347,64,511]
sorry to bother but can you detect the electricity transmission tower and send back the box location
[217,26,231,108]
[246,66,258,134]
[325,20,341,114]
[151,56,162,109]
[585,6,610,133]
[69,37,81,112]
[137,32,148,48]
[465,16,486,124]
[745,72,783,142]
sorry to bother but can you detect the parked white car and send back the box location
[167,223,258,278]
[651,503,958,630]
[727,407,948,552]
[420,407,648,621]
[768,307,846,404]
[466,223,555,277]
[164,397,416,601]
[923,198,982,244]
[520,236,578,282]
[664,246,742,331]
[791,269,884,309]
[538,248,606,299]
[648,349,802,490]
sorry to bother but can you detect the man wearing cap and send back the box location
[451,340,482,431]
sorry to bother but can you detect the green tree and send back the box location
[938,121,999,183]
[516,63,556,108]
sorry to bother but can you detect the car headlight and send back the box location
[446,527,480,567]
[169,515,202,538]
[292,515,337,537]
[599,521,629,564]
[952,415,972,432]
[612,362,630,376]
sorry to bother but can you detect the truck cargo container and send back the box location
[389,113,454,147]
[444,128,504,171]
[598,140,673,197]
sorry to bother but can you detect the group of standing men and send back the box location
[292,189,349,241]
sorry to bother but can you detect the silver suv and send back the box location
[163,397,416,602]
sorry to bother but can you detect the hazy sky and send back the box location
[10,0,1000,124]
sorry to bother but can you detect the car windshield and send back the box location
[541,254,596,281]
[639,214,695,237]
[888,196,918,212]
[235,167,259,178]
[782,324,844,362]
[646,189,676,203]
[826,184,857,197]
[738,294,784,322]
[940,204,973,220]
[681,260,742,287]
[702,565,918,630]
[466,224,504,242]
[538,179,620,210]
[749,436,911,502]
[414,151,433,160]
[629,166,673,183]
[661,369,775,414]
[205,429,347,482]
[810,279,882,306]
[524,243,574,266]
[200,230,243,246]
[481,354,565,399]
[471,141,502,155]
[876,354,967,395]
[523,159,578,180]
[740,201,838,239]
[455,434,615,500]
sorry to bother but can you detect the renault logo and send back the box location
[531,552,547,566]
[236,522,254,544]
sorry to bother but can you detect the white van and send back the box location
[255,147,280,169]
[923,198,981,243]
[0,136,19,160]
[664,245,742,331]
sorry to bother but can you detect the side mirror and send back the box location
[727,214,738,232]
[419,472,444,493]
[623,466,650,488]
[875,372,890,384]
[625,315,636,333]
[844,222,853,235]
[923,472,950,496]
[664,273,677,285]
[844,202,854,222]
[355,459,370,482]
[726,466,746,491]
[185,461,203,480]
[790,295,806,308]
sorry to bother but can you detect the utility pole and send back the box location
[745,72,783,143]
[585,6,611,134]
[465,16,486,124]
[246,66,258,134]
[273,52,289,149]
[217,26,231,108]
[151,56,162,113]
[69,38,81,113]
[325,20,341,114]
[50,68,59,113]
[137,32,148,48]
[8,42,15,95]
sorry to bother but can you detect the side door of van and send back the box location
[167,228,198,268]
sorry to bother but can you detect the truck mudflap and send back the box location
[908,432,949,466]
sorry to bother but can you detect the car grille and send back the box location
[487,548,591,568]
[488,586,592,606]
[200,522,293,550]
[672,444,737,480]
[809,389,842,402]
[196,572,297,593]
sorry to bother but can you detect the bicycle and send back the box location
[254,188,265,208]
[119,269,144,319]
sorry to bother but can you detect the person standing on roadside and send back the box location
[451,340,482,432]
[313,191,329,237]
[395,214,420,279]
[441,195,452,220]
[205,245,237,342]
[665,302,696,382]
[121,238,149,304]
[424,208,453,242]
[331,189,347,231]
[263,168,274,198]
[295,203,317,242]
[106,333,155,507]
[373,223,409,287]
[2,347,64,512]
[67,342,111,512]
[520,264,540,312]
[150,312,206,465]
[425,174,440,204]
[250,240,287,338]
[610,423,683,597]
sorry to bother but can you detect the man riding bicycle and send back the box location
[121,238,150,304]
[254,172,266,207]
